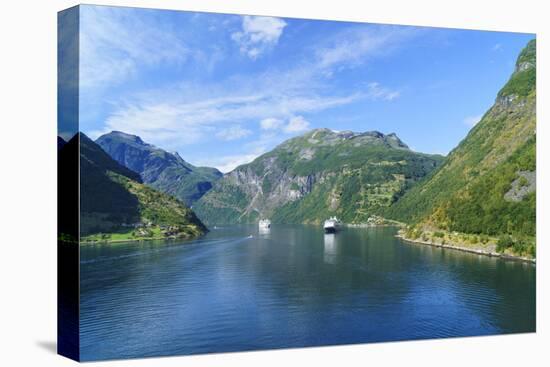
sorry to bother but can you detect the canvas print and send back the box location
[58,4,536,362]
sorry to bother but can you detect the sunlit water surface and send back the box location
[80,225,535,361]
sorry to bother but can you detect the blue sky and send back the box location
[78,5,534,172]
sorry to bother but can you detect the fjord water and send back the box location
[80,226,535,361]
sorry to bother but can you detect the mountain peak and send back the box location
[95,130,222,206]
[302,128,408,149]
[384,132,409,149]
[515,39,536,72]
[194,126,441,225]
[98,131,146,146]
[497,39,536,100]
[79,132,143,183]
[386,39,536,249]
[308,127,390,138]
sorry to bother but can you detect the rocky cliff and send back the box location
[96,131,222,206]
[385,39,536,256]
[194,129,443,225]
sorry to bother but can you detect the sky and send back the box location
[76,5,535,173]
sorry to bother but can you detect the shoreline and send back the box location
[79,225,535,265]
[395,234,535,264]
[80,234,203,245]
[346,223,403,228]
[80,237,165,245]
[346,220,406,228]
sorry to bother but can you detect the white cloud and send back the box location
[365,82,401,101]
[100,87,359,149]
[198,131,282,172]
[91,22,415,159]
[196,151,264,173]
[97,77,397,150]
[492,43,502,51]
[463,115,482,127]
[231,15,287,59]
[216,125,252,141]
[284,116,310,133]
[80,6,189,88]
[260,118,284,130]
[261,115,313,134]
[315,26,417,72]
[217,154,259,173]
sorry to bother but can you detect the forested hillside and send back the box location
[194,129,443,225]
[385,39,536,256]
[96,131,222,206]
[77,133,207,242]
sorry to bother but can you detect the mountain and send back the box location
[77,133,207,241]
[58,136,67,150]
[58,134,78,241]
[385,40,536,254]
[96,131,222,206]
[194,129,443,225]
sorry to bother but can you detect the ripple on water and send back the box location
[79,225,535,361]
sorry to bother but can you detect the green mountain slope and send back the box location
[385,39,536,254]
[194,129,443,225]
[96,131,222,206]
[78,133,207,242]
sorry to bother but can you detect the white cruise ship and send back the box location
[323,217,342,233]
[259,219,271,230]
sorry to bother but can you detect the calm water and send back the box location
[80,225,535,361]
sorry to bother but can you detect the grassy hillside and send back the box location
[79,133,207,242]
[96,131,222,206]
[385,39,536,257]
[194,129,443,225]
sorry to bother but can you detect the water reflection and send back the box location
[324,233,339,264]
[80,225,536,361]
[258,226,271,237]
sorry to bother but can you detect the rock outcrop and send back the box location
[96,131,222,206]
[194,129,443,225]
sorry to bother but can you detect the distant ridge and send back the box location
[96,131,222,206]
[194,128,443,225]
